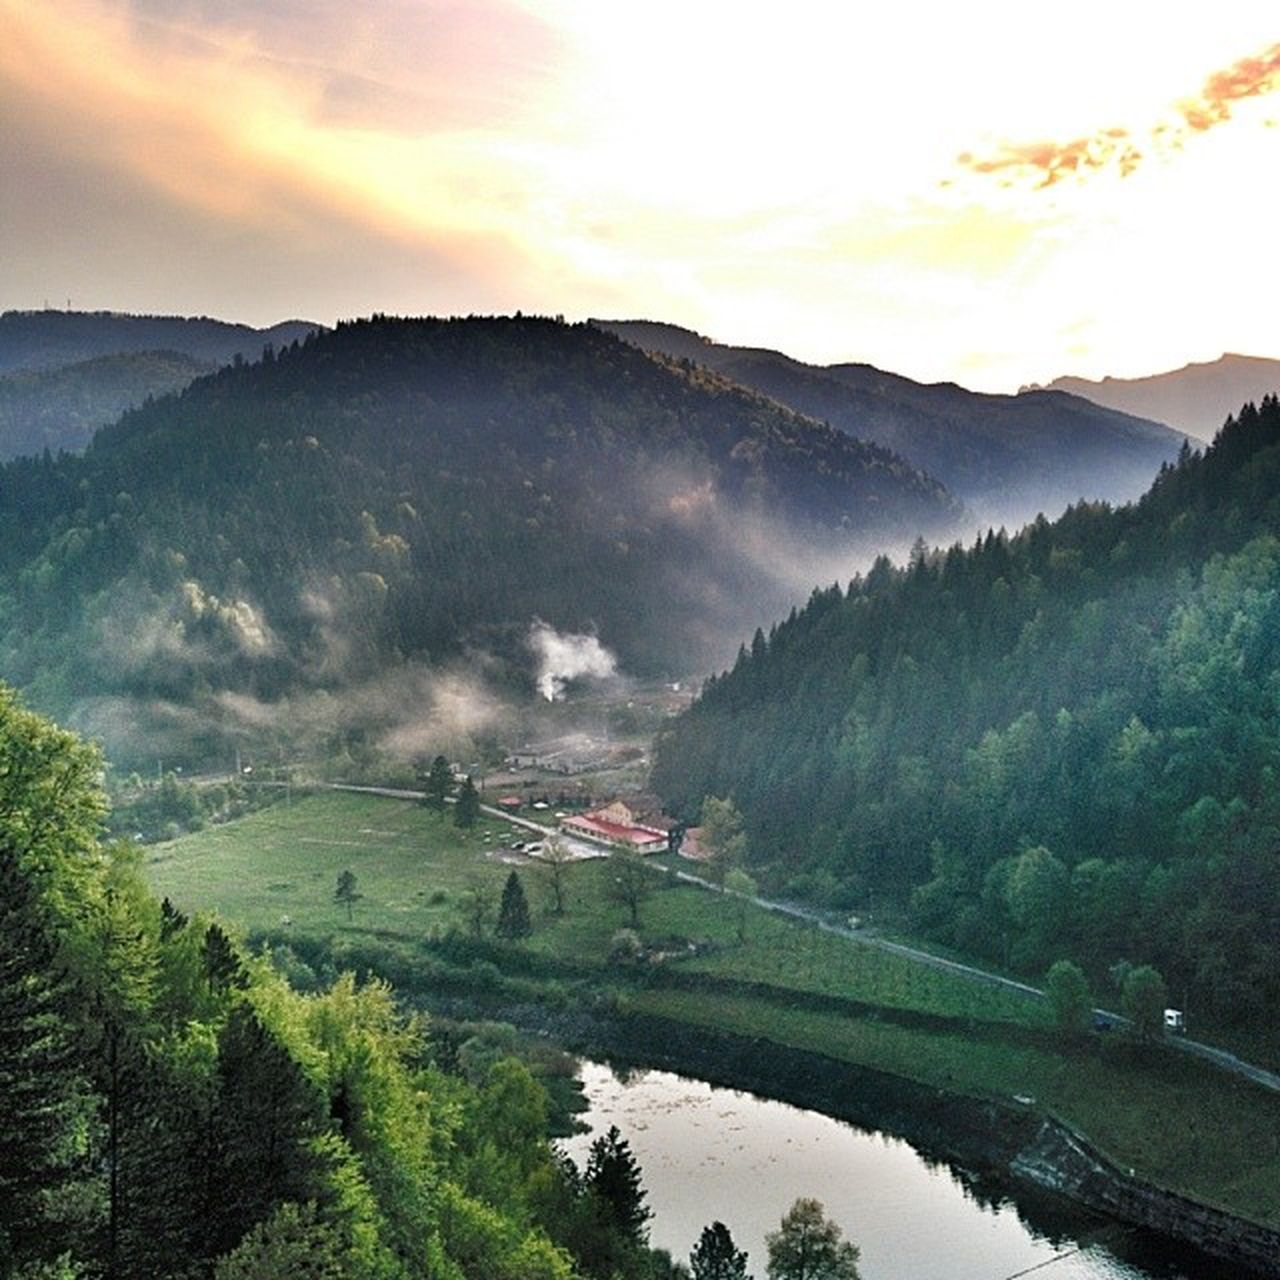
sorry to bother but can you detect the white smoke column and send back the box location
[529,621,617,701]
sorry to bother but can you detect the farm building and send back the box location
[560,800,669,854]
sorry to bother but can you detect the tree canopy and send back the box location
[654,398,1280,1023]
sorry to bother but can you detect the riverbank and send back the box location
[420,992,1280,1279]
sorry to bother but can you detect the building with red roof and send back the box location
[560,801,669,854]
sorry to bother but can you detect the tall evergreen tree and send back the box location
[496,871,533,940]
[0,835,88,1272]
[207,1005,327,1259]
[584,1125,651,1246]
[455,776,481,829]
[421,755,454,812]
[203,922,248,993]
[690,1221,751,1280]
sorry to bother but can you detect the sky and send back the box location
[1,0,1278,390]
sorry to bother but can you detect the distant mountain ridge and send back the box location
[0,309,321,375]
[1031,353,1280,442]
[595,319,1186,525]
[0,310,323,460]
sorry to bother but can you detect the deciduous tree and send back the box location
[333,870,362,923]
[765,1198,859,1280]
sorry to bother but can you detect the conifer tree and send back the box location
[455,776,481,829]
[421,755,454,812]
[202,923,248,993]
[584,1125,651,1246]
[0,835,88,1271]
[496,870,533,940]
[690,1220,751,1280]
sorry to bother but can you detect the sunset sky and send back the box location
[2,1,1277,390]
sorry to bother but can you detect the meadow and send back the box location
[146,790,1280,1227]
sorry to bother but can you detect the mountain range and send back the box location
[0,315,961,763]
[1032,353,1280,442]
[594,320,1186,525]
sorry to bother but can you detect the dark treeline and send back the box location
[0,316,959,761]
[0,683,681,1280]
[653,398,1280,1023]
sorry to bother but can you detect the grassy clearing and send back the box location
[146,790,1280,1227]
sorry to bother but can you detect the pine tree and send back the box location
[202,923,248,993]
[421,755,454,811]
[690,1220,751,1280]
[496,870,533,940]
[206,1005,327,1259]
[0,835,88,1271]
[455,776,481,829]
[584,1125,651,1246]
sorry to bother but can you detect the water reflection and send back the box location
[559,1062,1238,1280]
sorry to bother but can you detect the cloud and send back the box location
[959,40,1280,188]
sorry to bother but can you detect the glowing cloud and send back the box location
[960,40,1280,188]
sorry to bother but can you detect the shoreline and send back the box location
[419,991,1280,1279]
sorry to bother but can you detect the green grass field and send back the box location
[146,790,1280,1227]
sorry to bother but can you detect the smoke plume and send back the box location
[528,621,618,701]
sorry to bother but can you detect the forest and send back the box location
[0,316,960,763]
[652,397,1280,1024]
[0,682,700,1280]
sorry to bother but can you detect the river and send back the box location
[559,1061,1240,1280]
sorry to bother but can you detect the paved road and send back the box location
[327,783,1280,1093]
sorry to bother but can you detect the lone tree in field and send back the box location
[421,755,453,811]
[454,775,481,829]
[334,869,362,922]
[1045,959,1091,1036]
[724,867,758,945]
[766,1197,860,1280]
[496,870,532,940]
[609,846,651,928]
[1121,964,1168,1040]
[461,875,495,938]
[541,835,573,915]
[690,1220,751,1280]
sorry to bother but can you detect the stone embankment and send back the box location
[1011,1115,1280,1277]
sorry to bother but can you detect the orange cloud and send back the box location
[959,39,1280,188]
[1180,41,1280,131]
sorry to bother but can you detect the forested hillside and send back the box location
[652,398,1280,1024]
[0,684,682,1280]
[0,316,961,763]
[0,351,213,462]
[596,319,1184,524]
